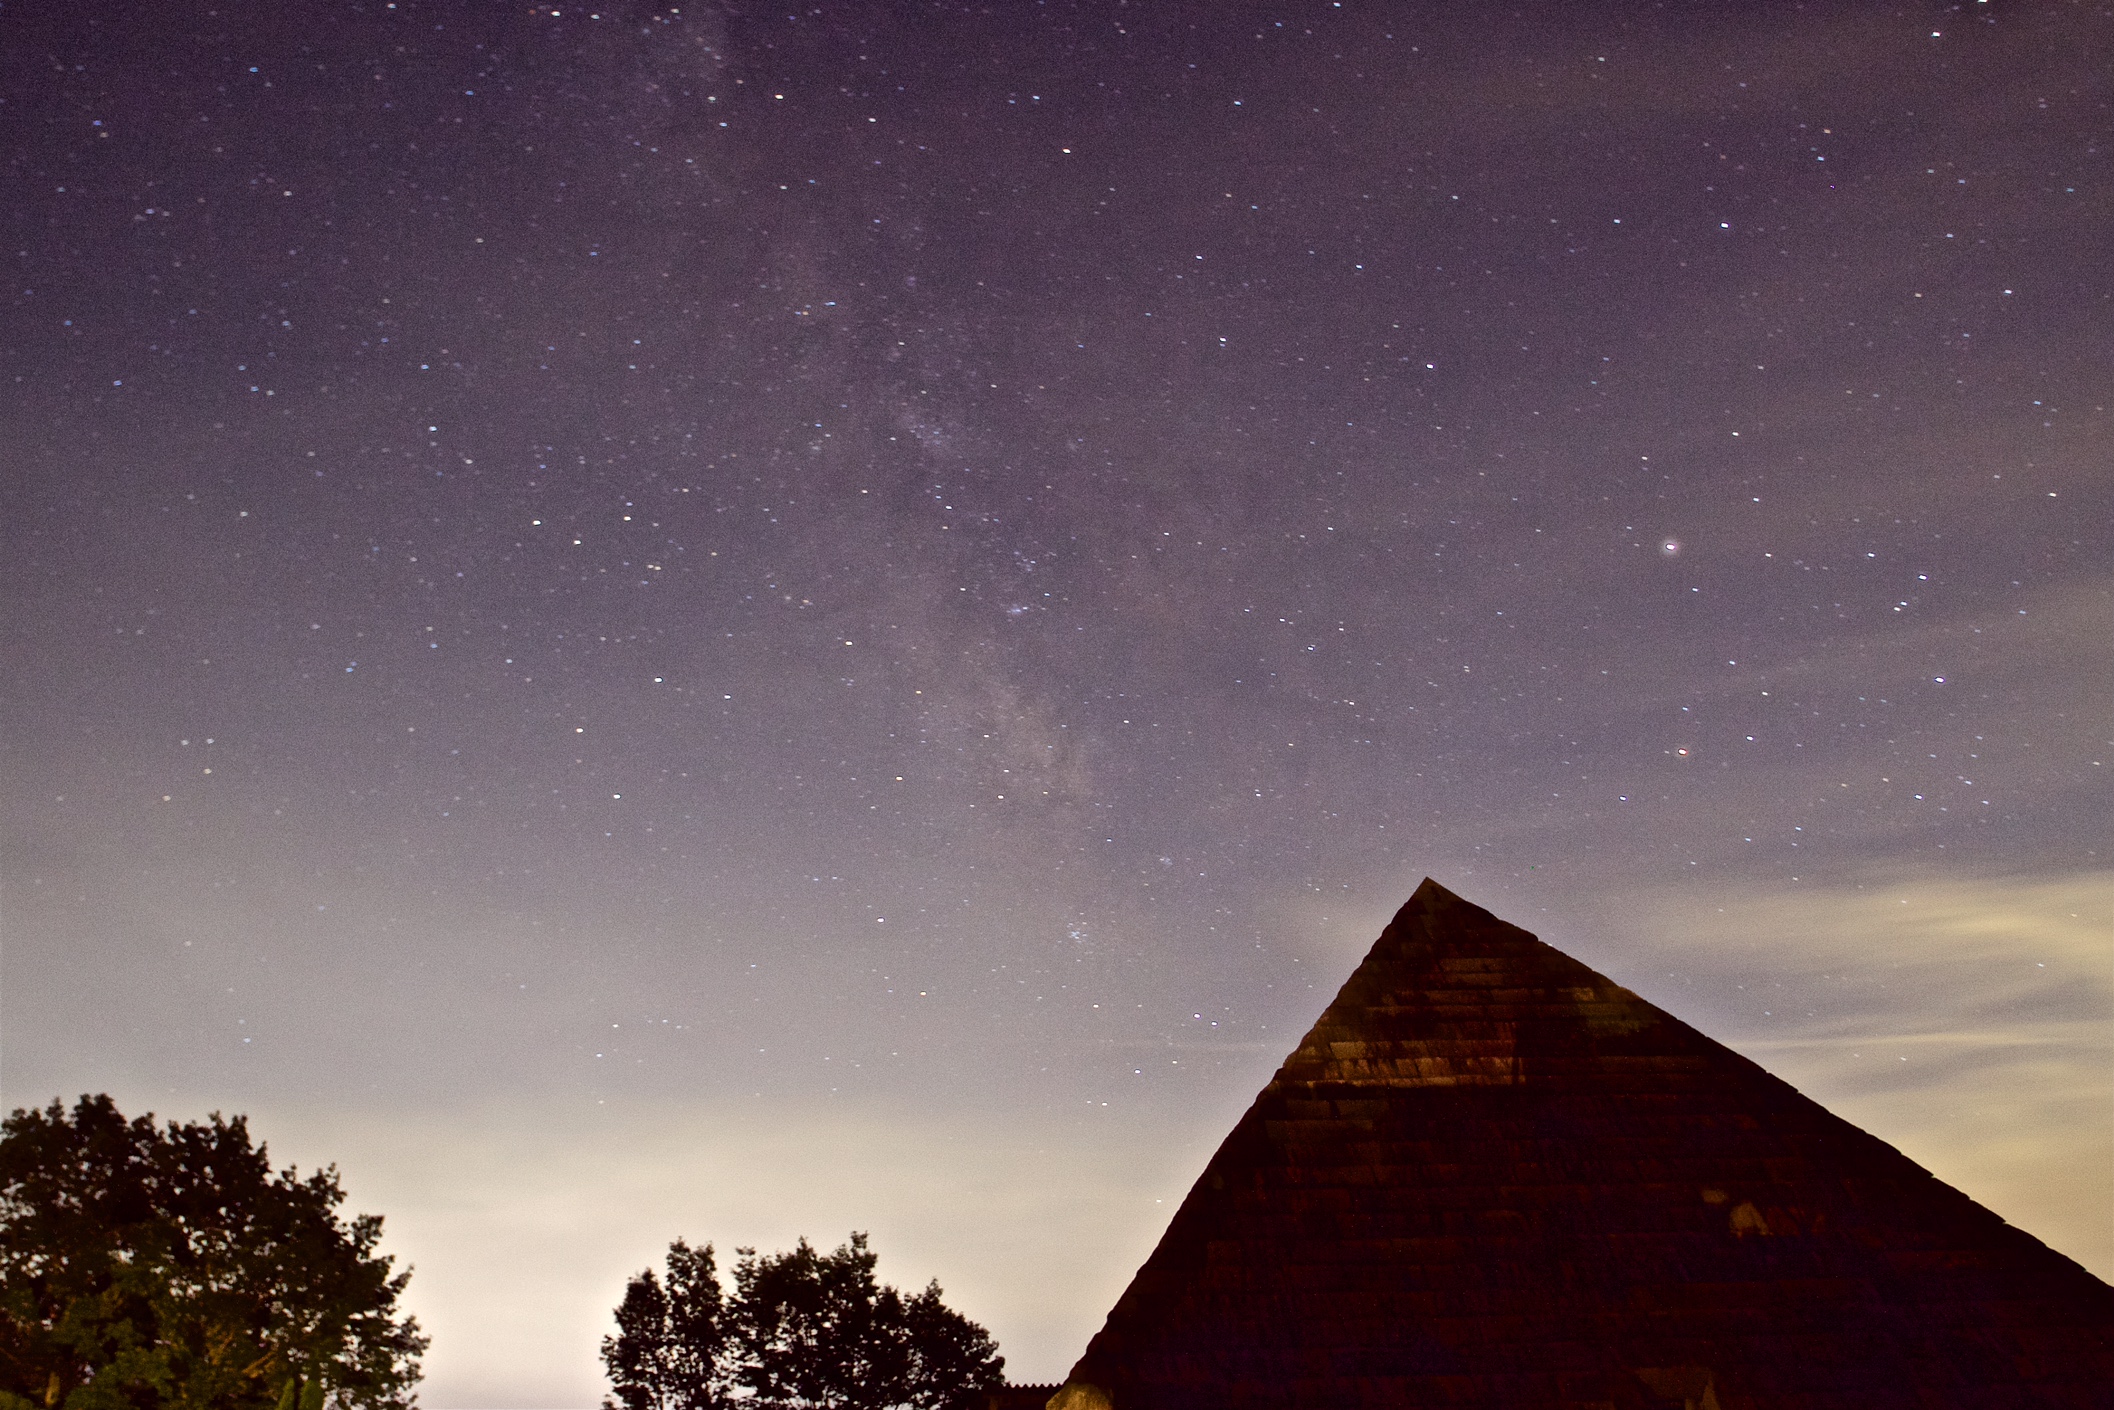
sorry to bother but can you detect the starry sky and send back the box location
[3,0,2109,1402]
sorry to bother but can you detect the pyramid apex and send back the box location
[1404,873,1458,904]
[1383,875,1513,947]
[1267,880,1661,1095]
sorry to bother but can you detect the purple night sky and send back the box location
[4,2,2107,1401]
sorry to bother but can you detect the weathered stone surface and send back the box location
[1053,879,2114,1409]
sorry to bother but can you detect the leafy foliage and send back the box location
[0,1096,425,1410]
[603,1233,1002,1410]
[602,1241,725,1410]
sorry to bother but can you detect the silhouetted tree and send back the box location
[603,1240,727,1410]
[603,1233,1002,1410]
[0,1095,425,1410]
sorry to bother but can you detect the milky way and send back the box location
[4,3,2108,1401]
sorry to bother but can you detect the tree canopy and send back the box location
[0,1095,424,1410]
[603,1233,1002,1410]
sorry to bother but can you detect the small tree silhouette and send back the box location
[602,1233,1002,1410]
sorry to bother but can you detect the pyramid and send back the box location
[1051,880,2114,1410]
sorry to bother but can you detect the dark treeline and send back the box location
[603,1235,1003,1410]
[0,1097,1003,1410]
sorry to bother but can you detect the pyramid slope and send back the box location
[1055,880,2114,1410]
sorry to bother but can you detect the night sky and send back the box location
[4,1,2109,1403]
